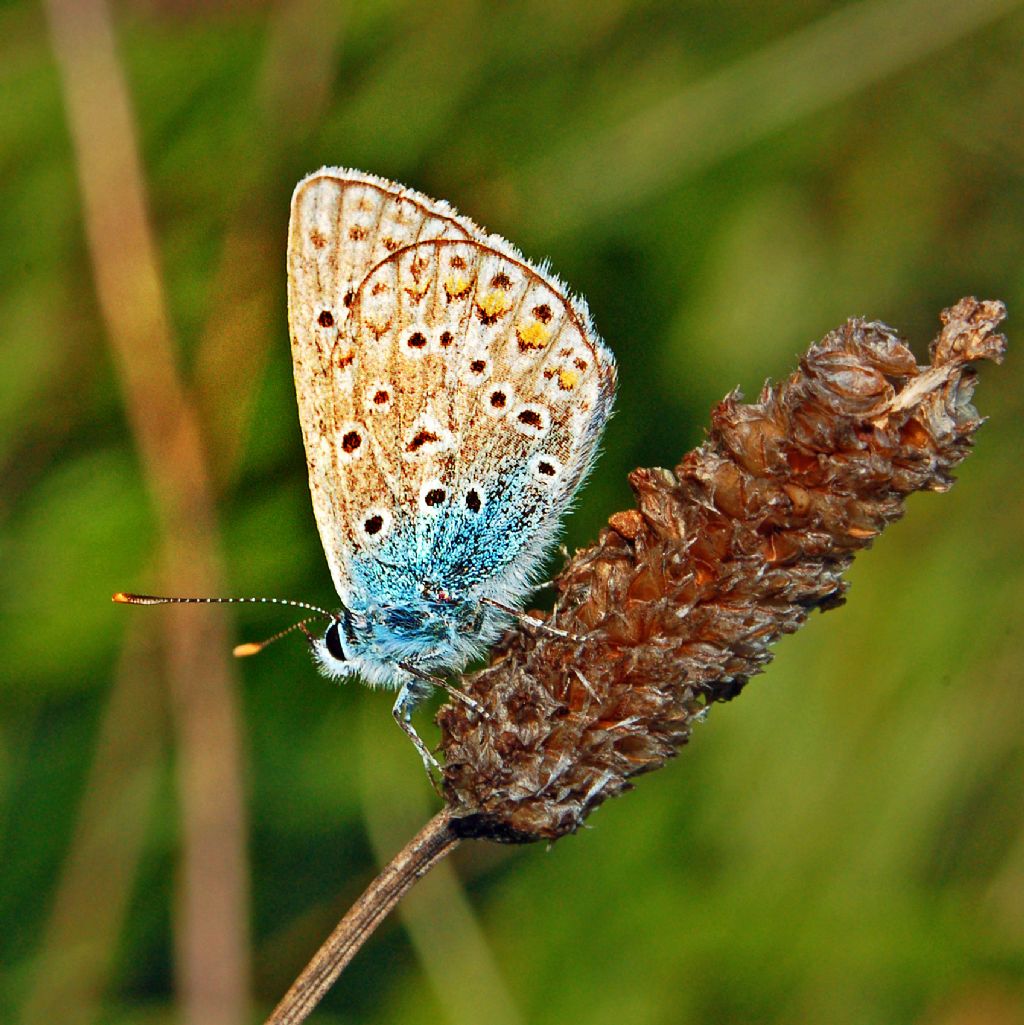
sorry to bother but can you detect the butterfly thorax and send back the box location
[313,593,507,689]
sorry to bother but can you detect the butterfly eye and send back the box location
[324,620,346,661]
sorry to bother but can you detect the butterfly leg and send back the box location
[480,597,574,640]
[392,682,442,787]
[398,662,486,717]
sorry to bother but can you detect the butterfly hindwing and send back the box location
[317,234,615,606]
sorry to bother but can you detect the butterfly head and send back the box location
[310,606,417,688]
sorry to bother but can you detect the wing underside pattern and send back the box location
[287,169,616,609]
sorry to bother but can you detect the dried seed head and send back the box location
[439,298,1007,843]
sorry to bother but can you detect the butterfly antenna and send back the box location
[113,594,336,623]
[233,618,318,658]
[112,591,337,619]
[113,592,337,658]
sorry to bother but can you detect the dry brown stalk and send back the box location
[268,297,1006,1024]
[265,812,461,1025]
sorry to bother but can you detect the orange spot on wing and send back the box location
[444,274,471,299]
[476,290,511,324]
[517,321,550,351]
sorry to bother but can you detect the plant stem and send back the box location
[265,810,461,1025]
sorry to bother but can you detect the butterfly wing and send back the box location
[315,232,616,610]
[287,169,481,598]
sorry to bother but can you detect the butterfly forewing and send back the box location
[287,168,615,610]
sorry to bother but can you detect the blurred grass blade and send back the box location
[20,626,164,1025]
[513,0,1024,238]
[43,0,250,1022]
[194,0,347,485]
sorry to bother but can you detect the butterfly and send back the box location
[116,168,616,774]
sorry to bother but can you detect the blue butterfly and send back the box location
[118,168,616,774]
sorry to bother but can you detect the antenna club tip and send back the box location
[233,642,263,658]
[112,592,132,604]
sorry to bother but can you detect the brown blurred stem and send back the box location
[45,0,250,1021]
[264,812,460,1025]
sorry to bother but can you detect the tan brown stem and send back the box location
[264,811,461,1025]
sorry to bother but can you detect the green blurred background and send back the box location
[3,0,1023,1023]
